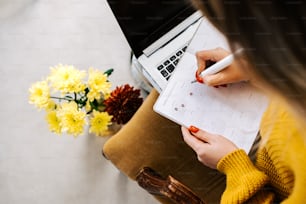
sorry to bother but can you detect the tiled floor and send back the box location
[0,0,156,203]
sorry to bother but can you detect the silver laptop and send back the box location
[107,0,202,93]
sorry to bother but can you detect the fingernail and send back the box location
[196,76,204,83]
[220,84,228,87]
[188,125,199,133]
[214,85,219,88]
[195,71,204,84]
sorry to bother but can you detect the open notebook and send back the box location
[153,18,268,153]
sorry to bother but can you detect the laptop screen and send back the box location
[107,0,196,57]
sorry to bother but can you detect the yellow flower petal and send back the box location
[45,99,57,111]
[89,110,112,136]
[45,110,62,134]
[58,101,86,137]
[48,64,86,94]
[85,100,92,113]
[88,68,111,100]
[29,80,50,109]
[87,89,101,102]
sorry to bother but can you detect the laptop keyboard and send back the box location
[157,45,188,81]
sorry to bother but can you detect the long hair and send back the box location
[191,0,306,119]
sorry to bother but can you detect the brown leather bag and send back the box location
[136,167,205,204]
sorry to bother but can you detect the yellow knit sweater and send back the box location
[216,100,306,203]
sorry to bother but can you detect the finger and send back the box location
[196,60,216,83]
[203,72,229,86]
[195,48,230,83]
[188,126,212,144]
[181,126,205,151]
[196,48,229,62]
[195,53,206,73]
[195,47,230,72]
[184,126,213,144]
[195,71,204,83]
[203,63,248,86]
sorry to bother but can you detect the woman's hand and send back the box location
[181,126,238,169]
[195,47,250,86]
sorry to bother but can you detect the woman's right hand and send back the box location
[195,47,250,86]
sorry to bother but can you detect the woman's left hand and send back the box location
[181,126,238,169]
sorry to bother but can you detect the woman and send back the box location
[181,1,306,203]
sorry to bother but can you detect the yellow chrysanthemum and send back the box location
[87,68,111,101]
[45,110,62,134]
[48,64,86,93]
[29,80,50,109]
[58,101,86,137]
[89,110,112,136]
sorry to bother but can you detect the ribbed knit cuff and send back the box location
[217,149,270,203]
[217,149,257,175]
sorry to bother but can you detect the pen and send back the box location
[191,49,242,83]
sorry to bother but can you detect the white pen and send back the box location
[191,48,242,83]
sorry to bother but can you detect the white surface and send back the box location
[0,0,156,203]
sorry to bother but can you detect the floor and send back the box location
[0,0,157,203]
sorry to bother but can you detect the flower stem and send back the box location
[50,96,73,101]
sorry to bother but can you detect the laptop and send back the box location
[107,0,202,93]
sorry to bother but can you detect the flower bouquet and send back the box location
[29,64,143,137]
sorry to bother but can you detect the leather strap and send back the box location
[136,167,205,204]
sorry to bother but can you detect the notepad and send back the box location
[153,18,268,153]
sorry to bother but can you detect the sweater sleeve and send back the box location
[217,149,273,204]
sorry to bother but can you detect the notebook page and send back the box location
[153,19,268,153]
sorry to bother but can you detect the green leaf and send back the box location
[90,100,98,110]
[84,87,90,94]
[104,68,114,76]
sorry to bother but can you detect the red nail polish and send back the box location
[188,126,199,133]
[195,71,204,84]
[214,85,219,88]
[220,84,228,87]
[196,76,204,83]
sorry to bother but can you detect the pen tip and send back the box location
[191,80,197,83]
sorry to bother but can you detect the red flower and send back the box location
[104,84,143,124]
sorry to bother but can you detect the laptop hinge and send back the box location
[143,11,202,57]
